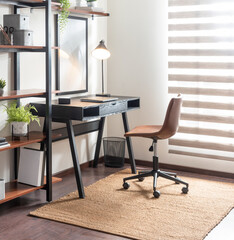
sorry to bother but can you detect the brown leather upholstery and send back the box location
[125,95,182,140]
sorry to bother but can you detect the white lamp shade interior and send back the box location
[92,48,111,60]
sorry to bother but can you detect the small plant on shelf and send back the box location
[59,0,71,32]
[4,102,40,137]
[0,78,6,96]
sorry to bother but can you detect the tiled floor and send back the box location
[205,208,234,240]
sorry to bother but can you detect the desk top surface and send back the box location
[32,95,139,107]
[31,95,140,120]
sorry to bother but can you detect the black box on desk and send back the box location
[58,97,71,104]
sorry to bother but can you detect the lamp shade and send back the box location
[92,40,111,60]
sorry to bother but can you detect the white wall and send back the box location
[107,0,234,174]
[0,1,108,182]
[1,0,233,184]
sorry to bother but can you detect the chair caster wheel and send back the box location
[138,177,145,182]
[153,190,160,198]
[123,182,130,189]
[182,187,188,194]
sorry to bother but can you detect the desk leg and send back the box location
[93,117,106,168]
[122,112,136,174]
[66,120,85,198]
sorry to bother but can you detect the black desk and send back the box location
[32,95,140,199]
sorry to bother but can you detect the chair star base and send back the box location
[123,169,189,198]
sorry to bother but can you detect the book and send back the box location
[75,6,104,12]
[80,96,118,103]
[0,141,9,146]
[18,148,45,187]
[0,137,6,143]
[0,143,10,149]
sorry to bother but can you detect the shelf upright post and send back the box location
[45,0,52,202]
[13,5,20,180]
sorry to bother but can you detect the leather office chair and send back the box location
[123,95,189,198]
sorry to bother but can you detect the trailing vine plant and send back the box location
[59,0,71,32]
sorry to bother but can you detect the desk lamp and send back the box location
[92,40,111,97]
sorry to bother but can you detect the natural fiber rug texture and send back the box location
[30,169,234,240]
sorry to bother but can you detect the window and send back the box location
[168,0,234,162]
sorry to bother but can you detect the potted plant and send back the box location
[4,102,40,137]
[0,78,6,96]
[87,0,97,7]
[58,0,71,32]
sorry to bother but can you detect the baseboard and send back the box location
[125,158,234,179]
[54,157,233,179]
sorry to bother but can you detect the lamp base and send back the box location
[96,93,111,97]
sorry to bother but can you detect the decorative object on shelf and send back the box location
[13,30,33,46]
[58,0,71,32]
[92,40,111,97]
[0,78,6,96]
[3,14,29,31]
[87,0,97,7]
[0,179,5,200]
[4,102,40,137]
[18,148,45,187]
[0,137,10,149]
[0,24,11,45]
[3,14,32,46]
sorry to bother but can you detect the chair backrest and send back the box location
[157,95,182,140]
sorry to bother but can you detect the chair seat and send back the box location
[124,125,163,139]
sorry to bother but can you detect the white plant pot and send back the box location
[71,0,87,7]
[0,88,4,96]
[12,122,28,137]
[87,1,96,7]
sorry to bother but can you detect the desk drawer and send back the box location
[100,101,127,116]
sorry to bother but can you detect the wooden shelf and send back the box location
[0,177,62,204]
[0,89,60,101]
[69,8,110,17]
[0,45,46,52]
[0,89,47,101]
[0,131,59,152]
[51,2,110,17]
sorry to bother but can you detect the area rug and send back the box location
[30,169,234,240]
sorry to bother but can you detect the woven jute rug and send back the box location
[30,169,234,240]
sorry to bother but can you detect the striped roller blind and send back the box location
[168,0,234,162]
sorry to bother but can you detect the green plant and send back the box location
[59,0,70,32]
[87,0,97,2]
[4,102,40,125]
[0,78,6,89]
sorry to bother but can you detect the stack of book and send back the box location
[0,137,10,149]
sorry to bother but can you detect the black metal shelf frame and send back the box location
[0,0,53,202]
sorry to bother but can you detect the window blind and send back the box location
[168,0,234,162]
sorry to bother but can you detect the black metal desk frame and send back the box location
[33,96,140,199]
